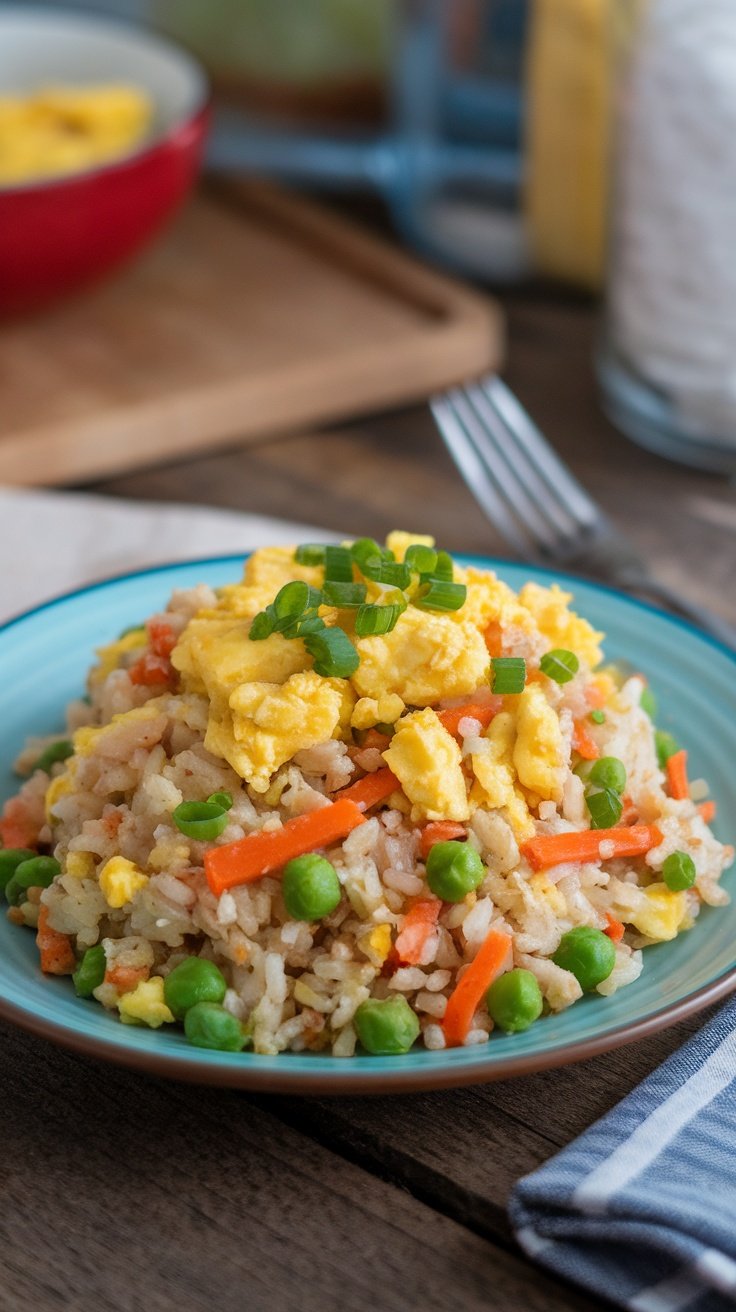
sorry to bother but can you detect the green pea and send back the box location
[0,848,36,894]
[425,840,484,902]
[282,854,342,921]
[588,756,627,794]
[655,730,680,768]
[32,740,74,774]
[640,688,658,720]
[184,1001,246,1052]
[5,856,60,906]
[486,968,543,1034]
[73,944,106,998]
[354,996,420,1055]
[164,957,228,1019]
[552,926,616,991]
[662,851,697,892]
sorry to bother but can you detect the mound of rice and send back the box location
[2,533,732,1058]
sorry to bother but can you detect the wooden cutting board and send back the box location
[0,180,502,486]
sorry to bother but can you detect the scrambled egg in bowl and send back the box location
[0,85,152,186]
[1,535,731,1059]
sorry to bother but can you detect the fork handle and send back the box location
[623,575,736,652]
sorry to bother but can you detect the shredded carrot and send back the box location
[105,964,150,992]
[698,800,717,824]
[666,749,690,801]
[204,797,366,896]
[419,821,467,860]
[0,798,39,850]
[36,904,76,976]
[483,621,503,658]
[360,729,392,751]
[442,928,513,1047]
[521,825,662,872]
[604,913,625,943]
[572,718,601,761]
[335,766,400,811]
[129,651,173,687]
[394,899,441,965]
[147,620,177,659]
[437,700,502,738]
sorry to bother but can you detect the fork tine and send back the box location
[482,377,600,530]
[430,394,535,558]
[462,384,581,546]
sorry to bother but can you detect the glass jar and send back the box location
[598,0,736,473]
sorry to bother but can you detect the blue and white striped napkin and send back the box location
[510,998,736,1312]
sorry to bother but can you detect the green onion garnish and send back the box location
[324,545,354,582]
[32,739,74,774]
[250,581,323,641]
[294,544,327,566]
[207,791,233,811]
[172,800,230,841]
[404,544,437,575]
[589,709,606,725]
[304,626,360,678]
[662,850,697,892]
[431,550,454,581]
[322,580,367,608]
[414,580,466,612]
[249,610,275,640]
[655,730,680,768]
[272,581,318,621]
[370,559,411,589]
[540,649,580,684]
[491,656,526,694]
[355,603,404,636]
[350,538,390,571]
[586,787,623,829]
[640,687,658,720]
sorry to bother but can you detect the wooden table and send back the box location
[4,292,735,1312]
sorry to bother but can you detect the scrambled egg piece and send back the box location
[513,683,566,802]
[0,85,152,186]
[357,923,393,966]
[118,976,174,1028]
[518,582,604,669]
[91,628,146,683]
[385,531,435,561]
[628,883,688,941]
[45,767,76,823]
[172,618,310,697]
[470,712,533,839]
[450,566,537,636]
[529,872,566,915]
[383,708,469,822]
[354,609,489,706]
[73,703,165,758]
[65,851,95,879]
[351,693,405,730]
[99,856,149,909]
[213,670,353,793]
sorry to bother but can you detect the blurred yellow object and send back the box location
[0,85,152,186]
[525,0,612,289]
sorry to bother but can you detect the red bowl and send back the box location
[0,9,210,315]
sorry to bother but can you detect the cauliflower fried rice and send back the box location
[1,531,732,1058]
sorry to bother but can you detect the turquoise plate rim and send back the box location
[1,552,734,1095]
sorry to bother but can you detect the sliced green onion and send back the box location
[355,603,404,636]
[589,709,606,725]
[540,648,580,684]
[272,580,314,619]
[414,580,466,612]
[491,656,526,694]
[294,544,327,565]
[172,800,230,841]
[431,550,454,581]
[324,545,354,582]
[655,730,680,768]
[304,626,360,678]
[586,787,623,829]
[207,792,233,811]
[662,850,697,892]
[640,687,658,720]
[32,739,74,774]
[371,560,411,589]
[249,610,275,641]
[589,756,627,794]
[322,580,367,608]
[404,544,437,575]
[350,538,388,571]
[292,614,327,638]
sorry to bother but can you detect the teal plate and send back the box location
[1,556,734,1093]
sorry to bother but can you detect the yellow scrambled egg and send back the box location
[118,976,174,1028]
[627,884,689,942]
[518,582,603,669]
[98,856,149,909]
[91,628,146,684]
[383,708,469,822]
[513,683,566,802]
[0,85,152,186]
[470,711,533,839]
[353,609,489,706]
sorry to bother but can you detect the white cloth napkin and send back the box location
[0,487,339,624]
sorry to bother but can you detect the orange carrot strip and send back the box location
[0,798,39,850]
[483,621,503,658]
[336,767,400,812]
[147,620,177,658]
[666,749,690,801]
[394,899,441,965]
[572,718,601,761]
[36,905,76,976]
[698,800,717,824]
[205,798,366,896]
[419,821,467,861]
[442,928,513,1047]
[604,913,625,943]
[521,825,662,872]
[105,964,150,992]
[437,700,502,738]
[129,652,173,687]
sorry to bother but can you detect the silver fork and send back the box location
[431,376,736,651]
